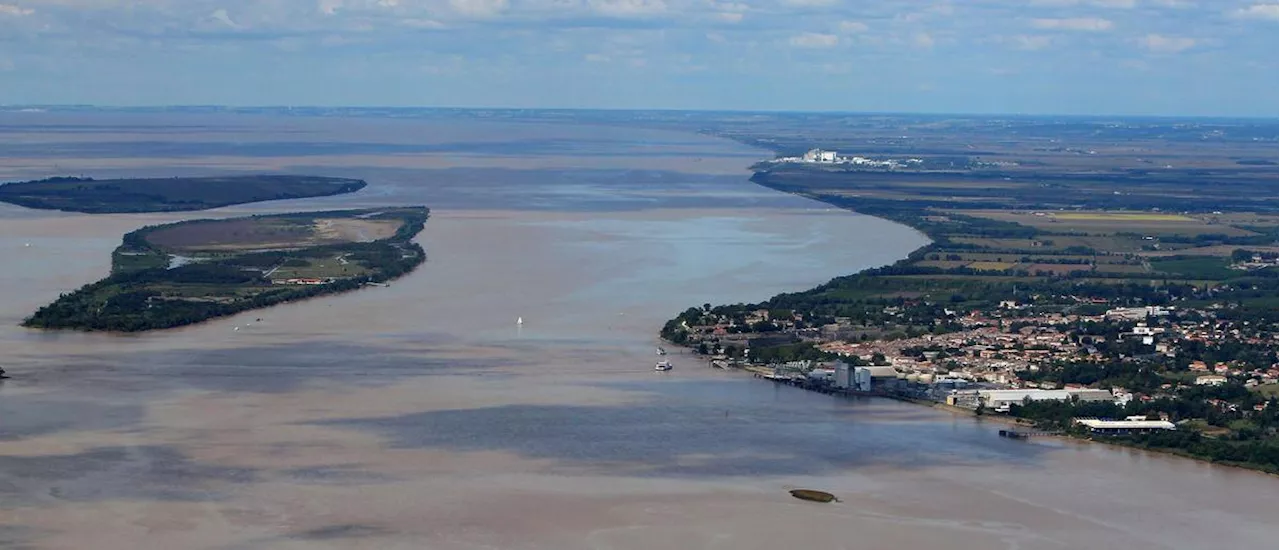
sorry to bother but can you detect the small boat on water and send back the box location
[655,360,673,372]
[656,347,667,356]
[516,317,524,326]
[789,489,839,503]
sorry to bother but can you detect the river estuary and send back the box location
[0,111,1274,550]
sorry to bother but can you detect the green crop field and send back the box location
[1150,257,1237,280]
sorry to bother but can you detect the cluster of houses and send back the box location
[1229,253,1278,271]
[681,297,1277,425]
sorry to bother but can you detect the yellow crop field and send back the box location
[968,261,1019,271]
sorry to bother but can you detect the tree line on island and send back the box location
[24,208,428,332]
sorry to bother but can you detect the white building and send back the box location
[1074,418,1175,434]
[1105,306,1171,321]
[801,148,839,163]
[1195,375,1228,386]
[977,388,1115,412]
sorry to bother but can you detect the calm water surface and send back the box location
[0,112,1273,550]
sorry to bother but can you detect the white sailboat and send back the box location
[516,317,524,326]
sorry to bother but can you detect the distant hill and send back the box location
[0,175,367,213]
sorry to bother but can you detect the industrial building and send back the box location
[1073,418,1176,434]
[833,363,899,392]
[947,388,1116,411]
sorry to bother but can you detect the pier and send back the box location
[999,429,1061,439]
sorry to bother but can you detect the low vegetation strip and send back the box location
[24,207,428,332]
[0,175,367,213]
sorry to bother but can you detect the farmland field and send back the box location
[952,209,1258,237]
[1150,257,1237,280]
[1027,263,1097,275]
[144,216,404,252]
[967,261,1019,271]
[24,207,428,332]
[1052,212,1195,221]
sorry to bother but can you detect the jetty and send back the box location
[999,429,1061,439]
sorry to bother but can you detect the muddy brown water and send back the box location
[0,111,1274,550]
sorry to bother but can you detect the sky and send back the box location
[0,0,1276,116]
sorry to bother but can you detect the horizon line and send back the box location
[1,104,1276,122]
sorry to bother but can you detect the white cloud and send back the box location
[710,1,746,23]
[1092,0,1136,8]
[1008,34,1052,50]
[401,18,446,29]
[1141,33,1196,53]
[584,53,610,62]
[450,0,508,18]
[838,20,868,33]
[789,32,838,48]
[0,3,33,16]
[913,32,935,48]
[318,0,342,15]
[1031,17,1114,31]
[1230,4,1279,20]
[897,3,955,23]
[317,0,399,15]
[210,9,240,29]
[782,0,837,6]
[1029,0,1134,6]
[587,0,668,17]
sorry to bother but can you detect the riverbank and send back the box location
[660,138,1277,475]
[677,343,1278,474]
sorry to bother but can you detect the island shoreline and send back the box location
[21,207,429,333]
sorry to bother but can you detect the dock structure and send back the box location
[999,428,1061,439]
[750,371,885,397]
